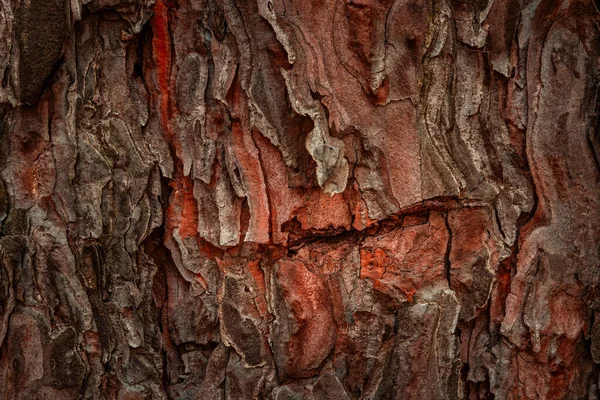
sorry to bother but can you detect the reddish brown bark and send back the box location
[0,0,599,398]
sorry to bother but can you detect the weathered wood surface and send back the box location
[0,0,599,398]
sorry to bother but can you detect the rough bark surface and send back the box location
[0,0,599,398]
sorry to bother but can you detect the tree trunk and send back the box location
[0,0,599,398]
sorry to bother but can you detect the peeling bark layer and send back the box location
[0,0,599,398]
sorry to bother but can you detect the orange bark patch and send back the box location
[360,247,417,302]
[230,122,270,243]
[151,0,172,135]
[167,172,198,239]
[247,259,268,317]
[359,248,389,280]
[152,0,202,244]
[295,190,353,231]
[275,259,336,377]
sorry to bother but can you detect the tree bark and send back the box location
[0,0,599,398]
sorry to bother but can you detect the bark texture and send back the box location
[0,0,599,398]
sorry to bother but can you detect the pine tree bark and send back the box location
[0,0,599,398]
